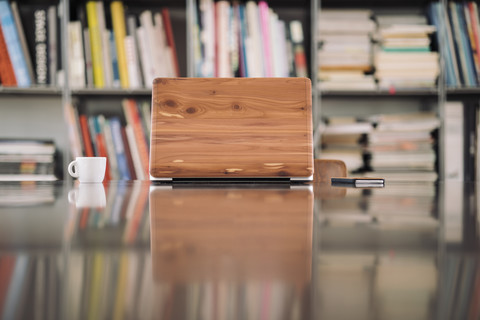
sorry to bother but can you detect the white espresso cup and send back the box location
[68,157,106,183]
[68,183,106,208]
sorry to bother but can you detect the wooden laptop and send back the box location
[150,78,314,181]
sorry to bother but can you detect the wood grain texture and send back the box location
[150,187,313,283]
[150,78,313,178]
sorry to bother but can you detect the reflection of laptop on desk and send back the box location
[149,78,314,181]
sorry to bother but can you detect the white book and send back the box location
[140,10,165,78]
[136,26,155,88]
[124,36,142,88]
[127,15,143,87]
[200,0,215,77]
[444,102,464,180]
[216,1,231,77]
[269,10,281,77]
[277,20,289,77]
[68,21,85,88]
[246,1,263,77]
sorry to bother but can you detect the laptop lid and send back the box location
[149,78,313,180]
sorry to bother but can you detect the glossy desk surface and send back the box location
[0,180,478,319]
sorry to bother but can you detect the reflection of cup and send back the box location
[68,157,106,183]
[68,183,106,208]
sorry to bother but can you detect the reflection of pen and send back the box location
[331,177,385,187]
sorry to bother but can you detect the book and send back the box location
[0,23,16,86]
[162,8,179,77]
[109,117,131,180]
[444,101,464,180]
[79,114,95,157]
[47,5,57,86]
[86,1,105,88]
[10,2,34,85]
[122,99,149,179]
[0,0,31,87]
[68,21,86,88]
[110,1,129,88]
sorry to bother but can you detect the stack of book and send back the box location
[191,0,307,78]
[317,9,376,91]
[0,182,55,206]
[0,139,59,181]
[318,117,372,172]
[374,14,438,90]
[69,0,179,89]
[0,1,61,87]
[72,98,150,180]
[367,111,440,181]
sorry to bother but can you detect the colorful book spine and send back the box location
[86,1,105,88]
[0,0,31,87]
[110,117,131,180]
[109,31,120,88]
[79,115,94,157]
[162,8,180,77]
[123,99,149,178]
[0,24,17,86]
[10,2,34,84]
[110,1,129,88]
[290,20,307,77]
[258,1,272,77]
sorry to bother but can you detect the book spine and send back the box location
[123,35,141,88]
[109,31,120,88]
[258,1,272,77]
[79,114,94,157]
[0,0,31,87]
[92,116,111,180]
[98,115,119,180]
[47,5,57,85]
[34,9,48,85]
[102,29,113,88]
[136,26,154,87]
[0,24,17,86]
[290,20,307,77]
[120,125,136,180]
[10,2,35,84]
[86,1,105,88]
[68,21,86,88]
[109,117,131,180]
[126,15,142,87]
[123,99,149,178]
[162,8,180,77]
[83,28,94,87]
[125,124,144,180]
[110,1,129,88]
[469,2,480,83]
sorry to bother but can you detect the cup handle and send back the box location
[68,160,79,178]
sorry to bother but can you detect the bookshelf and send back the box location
[1,0,480,181]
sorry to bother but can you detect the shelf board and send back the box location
[71,88,152,97]
[446,87,480,99]
[319,88,439,98]
[0,86,62,96]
